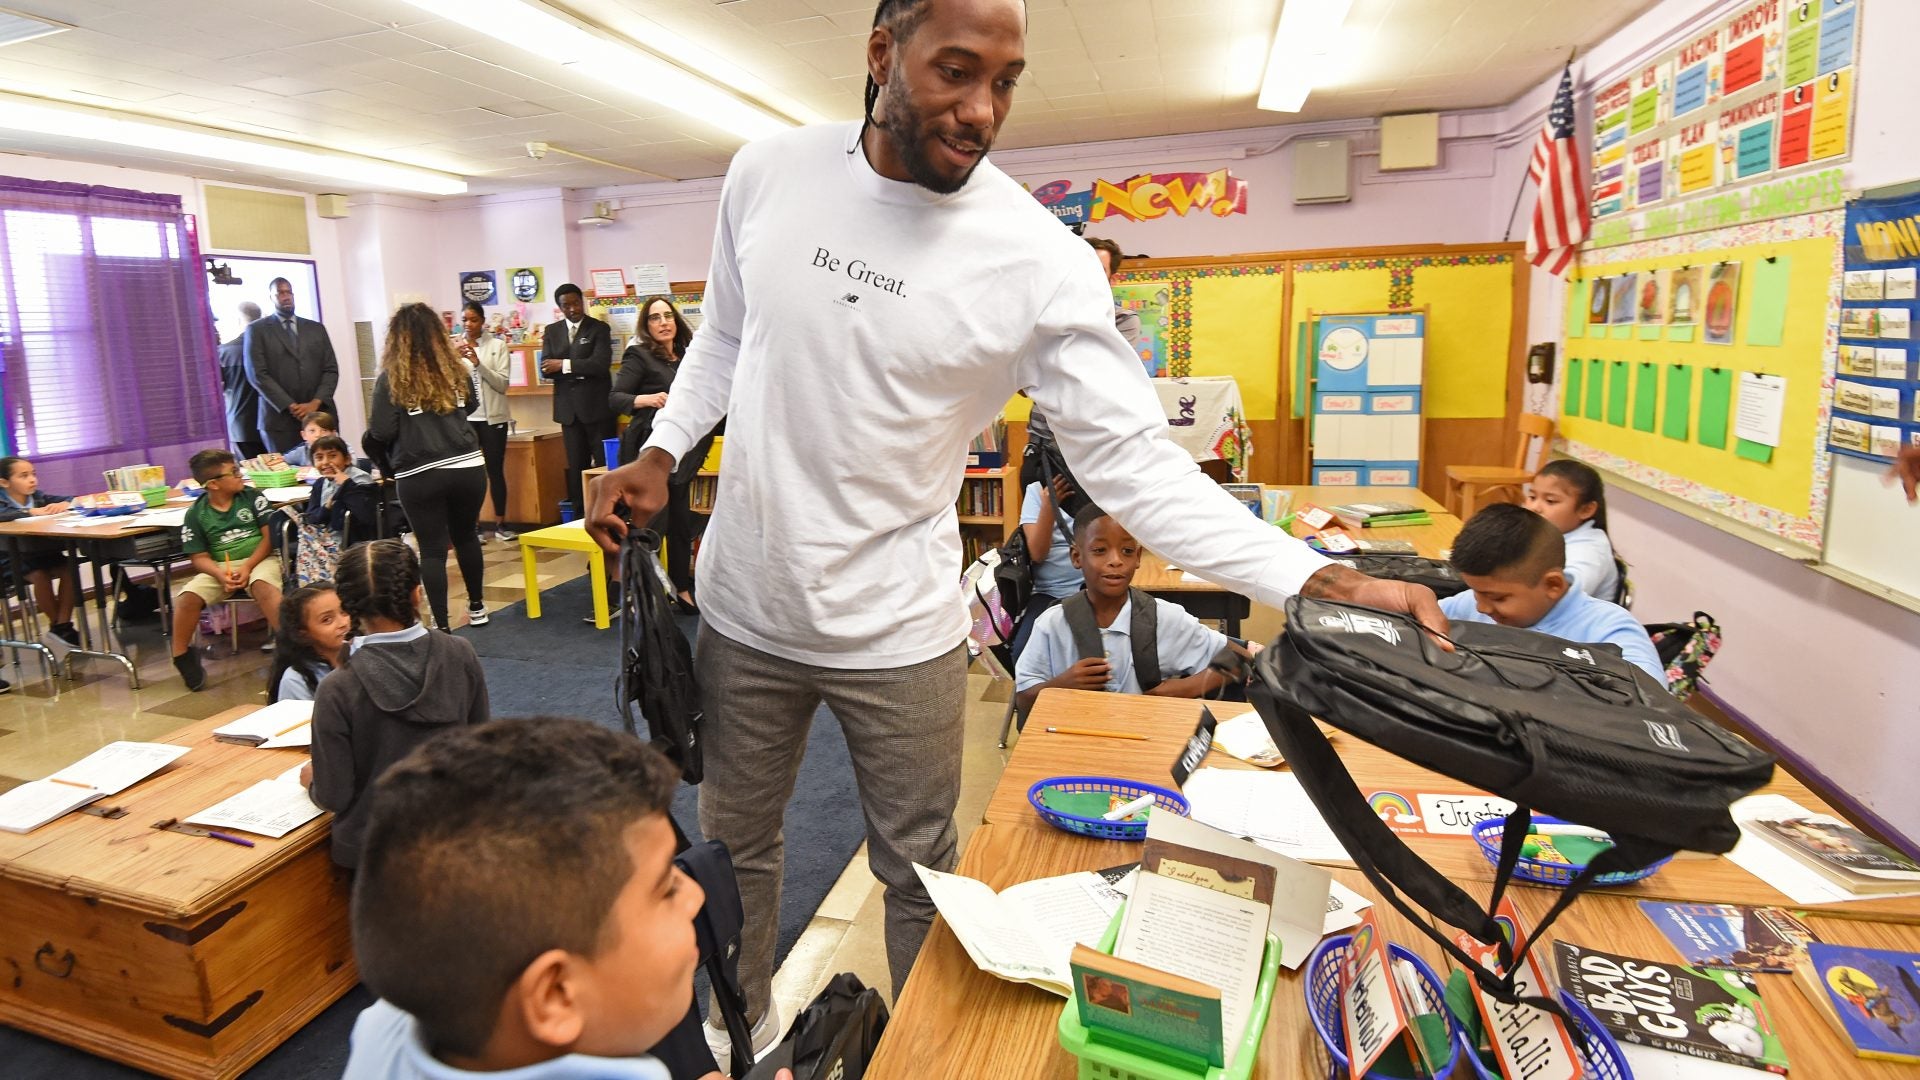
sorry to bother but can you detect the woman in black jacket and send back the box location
[610,295,714,612]
[363,303,489,632]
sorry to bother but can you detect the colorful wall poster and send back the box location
[1832,187,1920,464]
[1704,262,1742,345]
[1668,266,1705,324]
[458,270,496,306]
[1588,278,1613,325]
[505,266,544,304]
[1609,272,1639,324]
[1112,282,1171,377]
[1026,171,1251,226]
[1638,271,1668,325]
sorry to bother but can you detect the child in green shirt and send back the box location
[172,449,283,690]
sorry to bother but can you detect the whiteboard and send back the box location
[1823,454,1920,603]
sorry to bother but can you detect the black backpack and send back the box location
[649,822,758,1079]
[1247,597,1775,1007]
[745,974,890,1080]
[619,529,704,783]
[1325,554,1467,599]
[1059,587,1161,690]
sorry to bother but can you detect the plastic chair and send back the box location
[1444,413,1554,517]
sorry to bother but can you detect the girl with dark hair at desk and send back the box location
[0,455,82,660]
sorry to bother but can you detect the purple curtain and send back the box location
[0,176,225,495]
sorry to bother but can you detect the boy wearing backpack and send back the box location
[1440,504,1666,685]
[1014,504,1232,714]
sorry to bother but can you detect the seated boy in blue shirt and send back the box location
[343,717,792,1080]
[1015,503,1232,714]
[1438,503,1666,686]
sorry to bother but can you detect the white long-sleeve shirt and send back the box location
[643,122,1330,667]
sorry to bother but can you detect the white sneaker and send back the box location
[494,526,517,543]
[467,604,490,627]
[705,999,781,1074]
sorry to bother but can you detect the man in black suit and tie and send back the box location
[244,277,339,454]
[218,301,266,459]
[541,282,614,511]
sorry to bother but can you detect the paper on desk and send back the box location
[1180,767,1352,866]
[1324,879,1373,935]
[262,486,311,504]
[0,780,104,833]
[48,741,190,795]
[1145,810,1335,970]
[1213,712,1283,767]
[186,776,323,838]
[139,507,189,528]
[212,700,314,747]
[1725,794,1920,905]
[1619,1043,1779,1079]
[912,864,1119,996]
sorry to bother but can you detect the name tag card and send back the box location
[1453,898,1580,1080]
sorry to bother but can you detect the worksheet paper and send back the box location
[1116,871,1267,1071]
[0,781,103,833]
[1179,768,1352,865]
[187,777,323,838]
[1733,373,1786,447]
[212,700,315,748]
[47,741,190,795]
[912,865,1123,996]
[1724,794,1920,905]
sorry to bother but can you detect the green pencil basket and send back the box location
[244,467,299,489]
[1057,904,1282,1080]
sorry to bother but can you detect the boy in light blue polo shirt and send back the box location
[341,718,794,1080]
[1438,504,1666,686]
[1015,504,1231,714]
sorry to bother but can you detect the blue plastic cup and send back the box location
[601,437,621,467]
[558,500,578,523]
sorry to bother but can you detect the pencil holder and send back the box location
[1455,989,1633,1080]
[1470,815,1671,888]
[1304,935,1462,1080]
[1028,775,1188,841]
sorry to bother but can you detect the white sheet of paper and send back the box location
[1001,872,1123,982]
[213,700,315,744]
[48,741,190,795]
[1181,768,1352,865]
[1116,871,1266,1070]
[275,761,309,785]
[1145,809,1334,969]
[1324,879,1373,935]
[1724,794,1920,905]
[913,864,1065,988]
[1213,713,1283,767]
[0,779,103,833]
[1733,373,1786,447]
[263,485,312,504]
[630,263,671,297]
[186,777,323,838]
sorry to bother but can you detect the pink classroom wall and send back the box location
[1497,0,1920,847]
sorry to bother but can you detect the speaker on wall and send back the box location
[1293,138,1350,204]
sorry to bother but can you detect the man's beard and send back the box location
[878,67,991,195]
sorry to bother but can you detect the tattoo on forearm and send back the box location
[1299,564,1368,600]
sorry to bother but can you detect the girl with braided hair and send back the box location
[304,539,490,868]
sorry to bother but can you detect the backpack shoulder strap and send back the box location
[1059,590,1103,663]
[1129,588,1161,692]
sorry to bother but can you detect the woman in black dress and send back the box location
[610,295,716,612]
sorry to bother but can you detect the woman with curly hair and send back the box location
[363,302,488,632]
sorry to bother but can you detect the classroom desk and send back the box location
[0,707,353,1080]
[865,823,1448,1080]
[0,513,176,687]
[988,691,1920,923]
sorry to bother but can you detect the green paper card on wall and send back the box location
[1584,359,1605,420]
[1633,363,1659,432]
[1293,321,1309,419]
[1734,438,1774,463]
[1637,324,1662,340]
[1607,361,1630,426]
[1668,324,1697,343]
[1609,324,1633,340]
[1563,357,1583,415]
[1745,256,1792,347]
[1663,365,1692,440]
[1567,281,1587,340]
[1697,367,1734,448]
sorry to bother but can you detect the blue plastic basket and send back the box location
[1027,775,1189,841]
[1470,815,1671,887]
[1455,989,1634,1080]
[1305,935,1462,1080]
[74,503,142,518]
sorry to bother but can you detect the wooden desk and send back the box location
[0,514,178,687]
[992,691,1920,923]
[866,823,1446,1080]
[497,426,567,526]
[0,707,353,1080]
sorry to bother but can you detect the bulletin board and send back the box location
[1306,310,1427,487]
[1556,210,1842,551]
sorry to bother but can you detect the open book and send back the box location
[913,864,1125,997]
[212,700,315,748]
[186,766,323,839]
[0,742,192,833]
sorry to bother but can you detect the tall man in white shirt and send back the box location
[587,0,1448,1055]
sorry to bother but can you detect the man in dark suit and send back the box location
[244,277,339,453]
[218,301,266,459]
[541,282,614,511]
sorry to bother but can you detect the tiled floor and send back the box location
[0,537,1279,1053]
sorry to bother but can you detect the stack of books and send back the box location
[103,463,167,491]
[1555,940,1790,1074]
[969,416,1009,469]
[1745,810,1920,895]
[1331,501,1433,529]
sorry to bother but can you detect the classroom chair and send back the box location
[1443,413,1555,517]
[1613,554,1633,609]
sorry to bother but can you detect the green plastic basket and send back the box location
[140,487,169,507]
[1057,904,1282,1080]
[244,468,300,489]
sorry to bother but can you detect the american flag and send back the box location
[1527,66,1588,277]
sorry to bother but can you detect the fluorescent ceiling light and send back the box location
[0,95,468,195]
[399,0,796,144]
[0,7,71,48]
[1257,0,1354,113]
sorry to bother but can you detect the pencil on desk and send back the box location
[273,721,309,738]
[1044,726,1148,742]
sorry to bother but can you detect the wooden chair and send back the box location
[1444,414,1555,517]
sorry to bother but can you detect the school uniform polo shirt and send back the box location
[343,1000,669,1080]
[1561,520,1619,601]
[1018,482,1080,599]
[1438,587,1665,685]
[1014,595,1228,694]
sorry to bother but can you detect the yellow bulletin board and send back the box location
[1556,212,1842,551]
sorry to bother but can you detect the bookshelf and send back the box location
[687,464,1020,568]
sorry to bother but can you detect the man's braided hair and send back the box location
[856,0,933,141]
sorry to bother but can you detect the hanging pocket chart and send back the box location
[1668,323,1697,343]
[1607,361,1631,426]
[1566,281,1587,339]
[1662,365,1693,440]
[1745,256,1793,346]
[1633,362,1660,432]
[1698,367,1735,448]
[1584,358,1606,420]
[1563,358,1584,414]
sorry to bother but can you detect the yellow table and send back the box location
[518,521,612,629]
